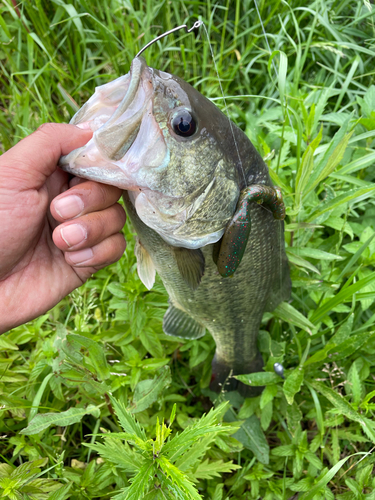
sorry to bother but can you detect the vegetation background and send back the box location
[1,0,375,498]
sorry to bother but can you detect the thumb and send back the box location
[0,123,93,191]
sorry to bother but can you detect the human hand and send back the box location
[0,123,126,334]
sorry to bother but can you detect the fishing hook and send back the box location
[135,20,203,58]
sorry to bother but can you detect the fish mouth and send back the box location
[59,57,167,190]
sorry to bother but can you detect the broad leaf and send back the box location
[21,406,100,435]
[130,366,171,414]
[233,415,269,464]
[283,367,304,404]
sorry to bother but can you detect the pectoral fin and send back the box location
[163,304,206,339]
[172,247,205,290]
[134,237,155,290]
[217,184,285,277]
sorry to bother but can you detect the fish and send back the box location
[59,57,291,396]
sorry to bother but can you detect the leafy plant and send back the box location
[1,0,375,498]
[0,459,63,500]
[87,399,240,499]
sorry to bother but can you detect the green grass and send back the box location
[1,0,375,498]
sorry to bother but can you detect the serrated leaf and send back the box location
[125,461,154,500]
[330,314,354,345]
[175,435,216,472]
[286,402,302,436]
[110,397,147,442]
[192,458,241,480]
[272,444,294,457]
[106,282,126,298]
[305,451,323,470]
[348,362,362,405]
[85,439,144,472]
[163,402,230,461]
[337,430,370,443]
[158,455,201,500]
[156,468,199,500]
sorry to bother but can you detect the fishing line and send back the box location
[200,18,287,313]
[199,23,248,188]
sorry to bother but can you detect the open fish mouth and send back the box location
[59,57,168,191]
[58,57,239,250]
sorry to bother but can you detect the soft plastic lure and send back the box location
[217,185,285,277]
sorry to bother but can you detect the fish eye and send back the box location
[171,110,197,137]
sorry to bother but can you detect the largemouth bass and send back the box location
[59,57,291,395]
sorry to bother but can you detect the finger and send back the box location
[51,180,123,221]
[0,123,92,191]
[64,232,126,268]
[52,203,126,251]
[69,176,87,188]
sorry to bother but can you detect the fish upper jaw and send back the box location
[58,57,168,191]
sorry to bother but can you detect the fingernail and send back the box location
[54,195,84,219]
[76,122,91,130]
[60,224,87,247]
[68,248,94,265]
